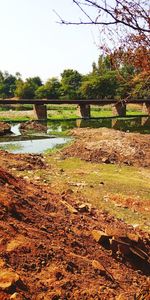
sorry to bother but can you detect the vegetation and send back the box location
[18,153,150,232]
[0,58,149,103]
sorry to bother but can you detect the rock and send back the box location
[92,230,110,247]
[0,270,20,291]
[127,233,139,242]
[92,260,106,275]
[110,238,130,256]
[10,292,24,299]
[78,203,92,213]
[132,224,139,228]
[101,157,110,163]
[60,200,78,214]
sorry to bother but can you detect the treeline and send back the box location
[0,55,149,100]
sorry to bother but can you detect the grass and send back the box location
[0,143,23,152]
[0,104,146,122]
[44,139,72,154]
[47,130,69,137]
[18,153,150,233]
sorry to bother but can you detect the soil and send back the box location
[19,121,47,133]
[63,128,150,167]
[0,123,12,136]
[0,128,150,299]
[0,150,46,171]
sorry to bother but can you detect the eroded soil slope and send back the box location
[0,163,150,299]
[63,128,150,167]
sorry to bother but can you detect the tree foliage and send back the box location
[0,51,149,101]
[56,0,150,100]
[35,78,61,99]
[0,71,17,98]
[60,69,82,99]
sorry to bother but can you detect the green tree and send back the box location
[35,77,61,99]
[15,80,35,99]
[0,71,17,98]
[15,76,42,99]
[60,69,82,100]
[26,76,42,88]
[80,71,119,99]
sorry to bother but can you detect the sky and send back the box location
[0,0,100,82]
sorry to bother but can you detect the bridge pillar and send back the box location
[141,116,150,126]
[33,104,47,120]
[112,102,126,116]
[142,103,150,115]
[77,104,91,119]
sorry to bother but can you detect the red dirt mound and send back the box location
[0,150,46,171]
[0,167,150,299]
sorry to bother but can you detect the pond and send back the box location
[0,137,70,154]
[46,116,150,135]
[0,116,150,154]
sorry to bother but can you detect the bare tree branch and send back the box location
[57,0,150,33]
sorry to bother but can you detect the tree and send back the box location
[59,1,149,37]
[58,1,150,79]
[15,80,35,99]
[15,76,42,99]
[131,71,150,99]
[91,55,112,76]
[26,76,42,88]
[80,71,119,99]
[35,77,61,99]
[60,69,82,99]
[0,71,17,98]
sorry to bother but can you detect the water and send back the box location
[0,137,69,154]
[0,116,149,154]
[47,116,150,135]
[0,123,70,153]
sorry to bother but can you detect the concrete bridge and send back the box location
[0,99,150,120]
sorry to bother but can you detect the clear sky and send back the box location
[0,0,100,82]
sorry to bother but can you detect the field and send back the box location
[0,104,145,122]
[0,125,150,299]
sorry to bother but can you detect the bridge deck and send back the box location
[0,99,150,119]
[0,99,150,105]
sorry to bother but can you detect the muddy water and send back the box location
[0,116,149,154]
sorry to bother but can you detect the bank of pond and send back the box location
[0,116,150,154]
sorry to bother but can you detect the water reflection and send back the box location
[47,116,150,134]
[11,124,21,136]
[0,137,70,154]
[141,117,150,126]
[0,116,149,154]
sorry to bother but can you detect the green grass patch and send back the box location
[0,116,31,122]
[0,143,23,152]
[44,156,150,232]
